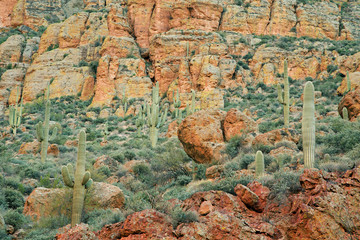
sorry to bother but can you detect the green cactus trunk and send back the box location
[283,60,290,128]
[342,107,349,120]
[40,101,51,163]
[302,81,315,169]
[255,151,264,177]
[149,127,158,148]
[71,130,86,227]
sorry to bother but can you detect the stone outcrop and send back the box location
[223,108,258,141]
[22,48,95,102]
[96,209,176,240]
[253,128,300,147]
[178,109,226,163]
[23,182,125,221]
[0,0,17,27]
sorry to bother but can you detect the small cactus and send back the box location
[61,130,93,228]
[324,153,330,162]
[255,151,265,177]
[135,105,146,137]
[121,88,128,114]
[302,81,315,169]
[8,86,23,136]
[277,60,290,128]
[342,107,349,121]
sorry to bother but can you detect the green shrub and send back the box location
[83,209,125,231]
[171,206,198,228]
[225,136,245,158]
[326,65,338,74]
[261,171,301,203]
[4,188,24,209]
[4,210,27,229]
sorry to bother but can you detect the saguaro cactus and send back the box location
[36,100,58,163]
[277,60,290,128]
[61,130,93,228]
[147,82,168,147]
[8,87,23,136]
[255,151,265,177]
[302,81,315,169]
[342,107,349,121]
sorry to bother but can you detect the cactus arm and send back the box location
[67,163,74,177]
[62,166,74,188]
[82,171,91,185]
[49,127,58,141]
[302,81,315,169]
[36,122,44,142]
[255,151,265,177]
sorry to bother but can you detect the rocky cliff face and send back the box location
[0,0,359,114]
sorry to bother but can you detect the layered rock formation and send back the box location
[0,0,359,114]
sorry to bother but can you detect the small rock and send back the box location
[198,201,213,215]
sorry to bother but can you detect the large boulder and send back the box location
[338,87,360,121]
[223,108,257,141]
[23,182,125,221]
[178,109,226,163]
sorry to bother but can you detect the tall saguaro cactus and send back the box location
[302,81,315,169]
[61,130,93,228]
[277,60,290,128]
[147,82,168,147]
[8,86,23,136]
[36,100,58,163]
[255,151,265,177]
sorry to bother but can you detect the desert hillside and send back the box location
[0,0,360,239]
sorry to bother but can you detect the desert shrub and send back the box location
[37,215,70,229]
[318,118,360,154]
[83,209,125,231]
[97,166,111,178]
[225,135,245,158]
[262,171,302,203]
[259,120,284,133]
[171,206,198,228]
[200,175,254,195]
[4,188,24,209]
[326,65,338,74]
[4,210,27,229]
